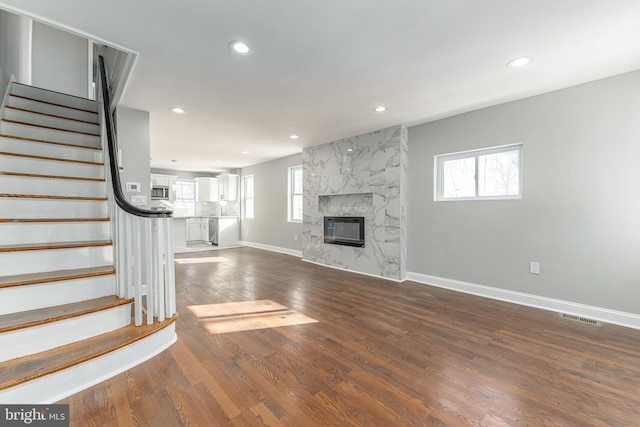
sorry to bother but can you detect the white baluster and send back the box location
[156,218,166,322]
[133,215,142,326]
[144,219,153,325]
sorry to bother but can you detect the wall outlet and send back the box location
[294,233,298,241]
[529,261,540,275]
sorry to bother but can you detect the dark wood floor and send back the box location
[61,247,640,426]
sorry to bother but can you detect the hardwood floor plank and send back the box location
[58,247,640,426]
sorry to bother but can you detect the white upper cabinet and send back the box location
[217,174,238,201]
[150,174,170,187]
[195,177,218,202]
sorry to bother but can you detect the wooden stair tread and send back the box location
[0,133,102,150]
[5,105,99,125]
[0,266,115,289]
[2,119,100,137]
[0,171,104,182]
[0,295,132,334]
[0,150,103,166]
[0,218,109,223]
[0,193,107,201]
[0,316,177,391]
[0,240,112,253]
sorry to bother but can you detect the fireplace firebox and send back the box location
[323,217,365,247]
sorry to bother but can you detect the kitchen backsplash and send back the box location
[196,200,240,216]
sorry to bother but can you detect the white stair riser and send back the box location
[0,274,116,315]
[0,303,132,363]
[10,83,97,113]
[0,245,114,276]
[7,96,98,123]
[1,122,101,148]
[0,175,106,197]
[0,198,108,219]
[0,197,109,218]
[0,155,104,179]
[0,222,111,245]
[4,108,100,134]
[0,325,176,404]
[0,137,103,163]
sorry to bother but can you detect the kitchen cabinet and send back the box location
[151,174,169,187]
[217,174,238,201]
[186,217,209,241]
[210,216,239,247]
[195,177,218,202]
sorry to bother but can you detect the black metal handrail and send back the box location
[98,55,172,218]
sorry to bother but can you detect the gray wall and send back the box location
[31,21,88,98]
[116,107,151,205]
[240,153,303,252]
[407,70,640,314]
[0,9,28,95]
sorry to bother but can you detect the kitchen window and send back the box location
[243,174,254,219]
[435,144,522,201]
[173,180,196,216]
[288,165,303,223]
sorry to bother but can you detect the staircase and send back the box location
[0,82,176,403]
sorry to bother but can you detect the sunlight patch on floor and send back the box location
[175,256,229,264]
[187,300,318,334]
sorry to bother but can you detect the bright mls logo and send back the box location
[1,405,68,426]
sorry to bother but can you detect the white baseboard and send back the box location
[239,241,302,258]
[407,272,640,331]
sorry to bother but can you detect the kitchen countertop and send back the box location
[173,215,239,219]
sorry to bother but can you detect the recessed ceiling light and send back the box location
[241,151,249,154]
[229,41,251,55]
[289,134,300,140]
[373,106,387,113]
[508,56,532,68]
[171,107,186,113]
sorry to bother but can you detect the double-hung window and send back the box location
[435,144,522,201]
[243,174,254,219]
[173,179,196,216]
[287,165,303,223]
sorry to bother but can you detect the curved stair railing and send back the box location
[98,55,176,326]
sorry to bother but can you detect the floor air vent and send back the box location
[559,313,601,326]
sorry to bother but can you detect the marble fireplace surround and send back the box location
[303,125,408,281]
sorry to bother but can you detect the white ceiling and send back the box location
[3,1,640,172]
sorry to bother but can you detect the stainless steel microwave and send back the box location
[151,186,169,199]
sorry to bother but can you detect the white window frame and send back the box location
[243,174,254,219]
[173,179,196,216]
[435,144,523,201]
[287,165,303,223]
